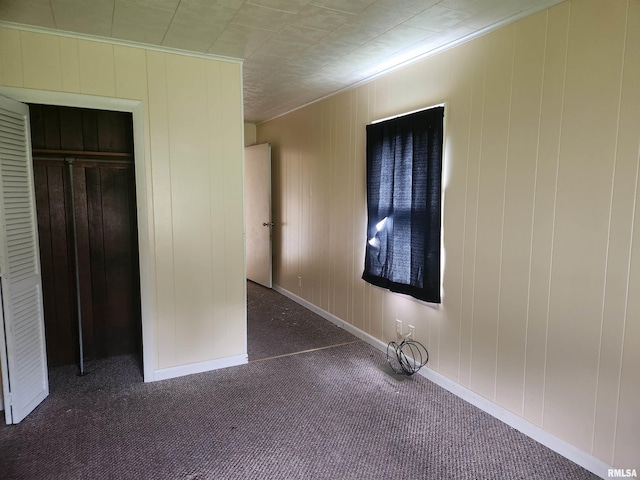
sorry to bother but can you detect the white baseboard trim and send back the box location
[273,284,611,479]
[416,364,611,479]
[152,354,248,382]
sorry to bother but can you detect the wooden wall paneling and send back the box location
[0,28,24,87]
[29,104,45,149]
[301,112,312,302]
[272,124,289,285]
[77,40,116,97]
[381,286,397,344]
[81,109,99,152]
[523,2,570,427]
[256,1,640,468]
[205,61,227,356]
[42,105,61,150]
[59,36,81,93]
[603,0,640,466]
[20,31,62,91]
[270,139,282,289]
[30,104,127,153]
[166,55,214,365]
[34,163,64,367]
[318,101,331,312]
[145,50,176,369]
[438,43,473,384]
[284,126,294,295]
[29,104,140,366]
[97,111,133,153]
[495,13,546,416]
[86,166,108,359]
[43,162,76,366]
[544,0,627,451]
[313,107,323,306]
[55,163,78,367]
[457,40,485,390]
[333,92,352,323]
[113,45,149,103]
[4,25,247,385]
[72,165,96,360]
[217,61,245,358]
[58,107,83,151]
[101,166,140,355]
[616,182,640,467]
[328,98,339,316]
[469,27,515,402]
[350,87,368,332]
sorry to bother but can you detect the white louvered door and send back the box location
[0,95,49,424]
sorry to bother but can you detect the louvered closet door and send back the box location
[0,96,49,424]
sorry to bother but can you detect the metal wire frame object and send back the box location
[386,339,429,376]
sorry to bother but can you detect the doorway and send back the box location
[28,104,142,370]
[244,143,273,288]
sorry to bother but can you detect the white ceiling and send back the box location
[0,0,561,123]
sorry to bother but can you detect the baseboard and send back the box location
[415,364,611,479]
[273,284,611,479]
[152,354,248,382]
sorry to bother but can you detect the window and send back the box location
[362,106,444,303]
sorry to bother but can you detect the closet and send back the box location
[29,104,141,369]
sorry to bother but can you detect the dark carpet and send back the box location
[0,286,598,480]
[247,281,358,360]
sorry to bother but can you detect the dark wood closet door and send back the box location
[30,105,140,367]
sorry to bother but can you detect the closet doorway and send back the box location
[29,104,141,370]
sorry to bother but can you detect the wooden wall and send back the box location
[30,104,133,154]
[258,0,640,469]
[0,26,246,378]
[30,105,140,367]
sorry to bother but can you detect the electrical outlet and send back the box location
[395,319,402,337]
[297,276,302,287]
[407,325,415,340]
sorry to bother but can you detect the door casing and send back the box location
[0,86,155,382]
[244,143,272,288]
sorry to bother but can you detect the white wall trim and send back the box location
[0,86,157,383]
[0,21,243,65]
[153,354,248,382]
[273,284,612,479]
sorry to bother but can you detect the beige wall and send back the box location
[244,123,257,147]
[258,0,639,469]
[0,27,246,376]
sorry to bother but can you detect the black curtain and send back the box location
[362,106,444,303]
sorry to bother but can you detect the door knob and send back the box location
[263,222,275,227]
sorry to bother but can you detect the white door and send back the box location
[0,95,49,424]
[244,143,272,288]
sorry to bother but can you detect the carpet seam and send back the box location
[248,339,363,363]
